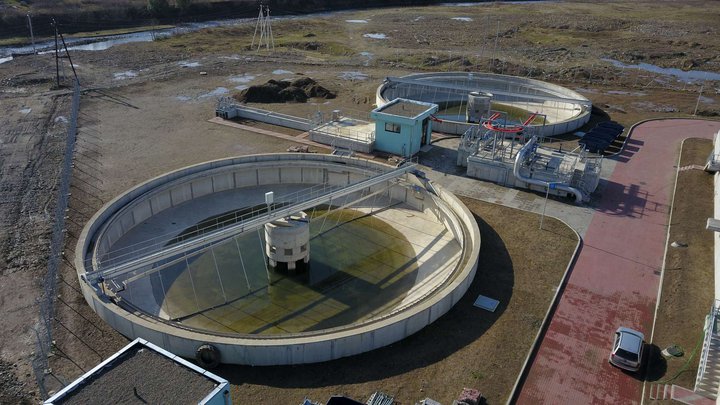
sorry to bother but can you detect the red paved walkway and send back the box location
[517,119,720,404]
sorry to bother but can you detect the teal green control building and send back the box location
[371,98,438,158]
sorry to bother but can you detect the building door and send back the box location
[421,118,429,146]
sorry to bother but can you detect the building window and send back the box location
[385,122,401,133]
[284,248,293,256]
[300,244,307,252]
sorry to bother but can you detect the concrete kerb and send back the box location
[495,201,582,405]
[75,153,482,366]
[604,116,720,159]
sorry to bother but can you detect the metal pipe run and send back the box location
[513,136,585,203]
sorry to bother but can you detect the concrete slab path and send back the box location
[517,119,720,404]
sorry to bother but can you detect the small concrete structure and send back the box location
[264,211,310,271]
[309,115,375,153]
[44,338,230,405]
[216,98,313,131]
[370,98,438,158]
[466,91,493,124]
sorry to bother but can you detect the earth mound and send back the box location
[233,77,336,103]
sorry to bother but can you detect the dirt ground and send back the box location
[645,138,715,392]
[43,67,578,403]
[0,61,73,403]
[1,1,719,403]
[30,64,580,403]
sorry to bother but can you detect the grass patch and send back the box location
[0,36,29,46]
[519,28,591,47]
[69,25,175,39]
[646,138,715,391]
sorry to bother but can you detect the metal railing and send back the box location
[706,152,720,170]
[695,300,720,393]
[96,181,352,267]
[89,164,415,283]
[314,123,375,143]
[95,162,387,266]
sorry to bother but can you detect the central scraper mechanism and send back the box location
[264,211,310,272]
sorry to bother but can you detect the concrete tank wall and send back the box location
[229,105,313,131]
[93,160,385,265]
[76,154,481,365]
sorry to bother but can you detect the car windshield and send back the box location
[616,348,638,362]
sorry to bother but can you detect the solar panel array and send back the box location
[579,121,625,153]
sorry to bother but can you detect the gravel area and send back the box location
[58,346,219,405]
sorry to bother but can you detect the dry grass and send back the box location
[646,138,715,390]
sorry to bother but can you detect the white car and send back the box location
[609,327,645,372]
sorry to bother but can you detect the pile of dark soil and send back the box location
[233,77,336,103]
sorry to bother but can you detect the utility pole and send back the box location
[259,6,267,49]
[251,5,262,48]
[58,30,80,85]
[27,14,36,54]
[540,183,556,230]
[52,18,60,88]
[492,20,499,67]
[267,6,274,50]
[694,82,705,116]
[251,4,274,52]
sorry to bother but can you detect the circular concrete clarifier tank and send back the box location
[377,72,591,137]
[76,154,480,365]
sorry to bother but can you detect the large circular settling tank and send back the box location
[76,154,480,365]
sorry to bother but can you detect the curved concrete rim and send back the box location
[75,153,481,365]
[376,71,592,137]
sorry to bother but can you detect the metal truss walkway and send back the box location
[88,164,416,283]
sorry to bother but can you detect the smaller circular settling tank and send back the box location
[377,72,591,136]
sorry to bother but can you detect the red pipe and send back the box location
[522,113,538,127]
[481,112,537,133]
[482,122,525,133]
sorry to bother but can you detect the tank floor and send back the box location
[117,205,461,335]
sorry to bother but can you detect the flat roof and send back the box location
[45,339,227,405]
[374,98,437,119]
